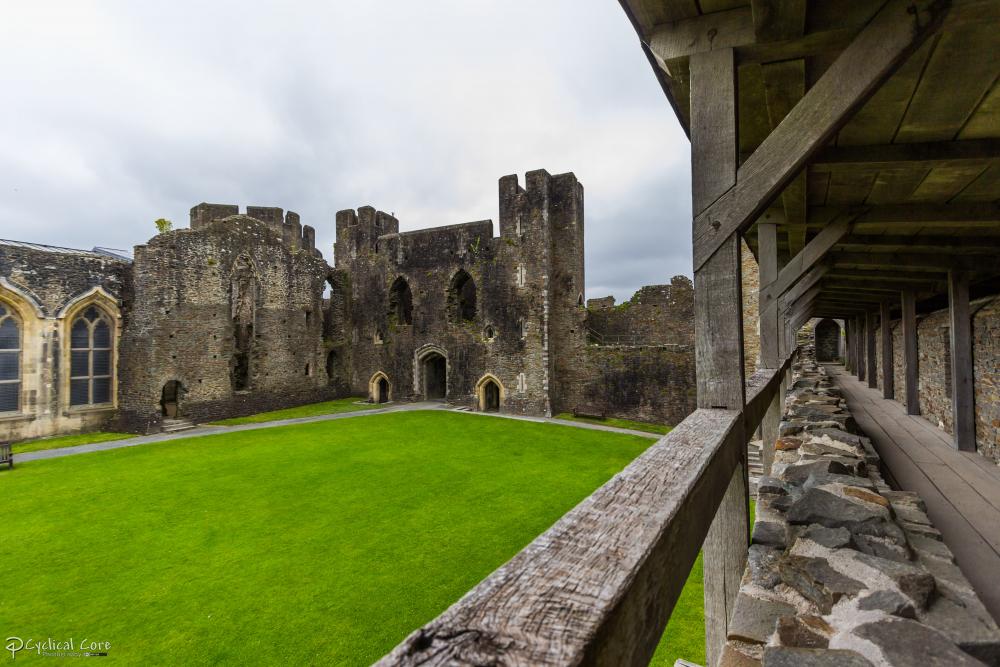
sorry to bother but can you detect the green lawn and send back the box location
[208,396,376,425]
[12,431,135,455]
[554,412,673,435]
[1,411,718,664]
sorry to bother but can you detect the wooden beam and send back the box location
[830,252,994,272]
[857,315,867,381]
[809,202,1000,227]
[692,0,950,271]
[690,46,748,667]
[845,319,854,372]
[866,310,878,389]
[901,290,920,416]
[827,269,944,283]
[948,272,976,452]
[838,235,1000,254]
[824,278,944,293]
[760,214,853,304]
[880,301,894,400]
[778,262,828,312]
[812,139,1000,172]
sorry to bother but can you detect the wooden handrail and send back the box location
[377,408,744,666]
[744,353,795,435]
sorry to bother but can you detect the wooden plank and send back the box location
[649,7,755,62]
[830,252,995,272]
[953,162,1000,202]
[948,271,976,451]
[690,46,748,667]
[760,214,852,304]
[881,301,894,399]
[825,170,877,205]
[866,168,932,205]
[815,139,1000,172]
[912,164,991,203]
[619,0,700,36]
[376,410,744,666]
[692,0,950,271]
[809,202,1000,227]
[750,0,805,43]
[897,20,1000,143]
[691,49,738,215]
[959,76,1000,140]
[777,262,828,312]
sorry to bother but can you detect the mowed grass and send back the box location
[208,396,376,425]
[12,431,135,455]
[553,412,673,435]
[0,410,690,665]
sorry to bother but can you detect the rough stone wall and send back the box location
[558,345,695,425]
[336,170,585,416]
[722,348,1000,666]
[916,308,953,434]
[584,276,693,346]
[0,244,128,441]
[742,239,760,377]
[893,322,905,406]
[972,299,1000,464]
[814,319,841,362]
[118,207,337,433]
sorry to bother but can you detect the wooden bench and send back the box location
[0,442,12,469]
[573,405,606,420]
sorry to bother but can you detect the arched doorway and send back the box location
[326,350,338,384]
[815,319,841,362]
[161,380,184,417]
[368,372,391,404]
[476,374,504,412]
[422,353,447,399]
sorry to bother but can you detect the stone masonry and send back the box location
[722,346,1000,666]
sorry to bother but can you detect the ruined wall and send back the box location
[916,308,952,434]
[813,319,841,362]
[336,170,586,416]
[118,206,337,433]
[972,299,1000,464]
[560,345,695,425]
[585,276,693,346]
[0,243,128,441]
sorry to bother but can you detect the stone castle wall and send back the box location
[118,209,337,433]
[870,296,1000,465]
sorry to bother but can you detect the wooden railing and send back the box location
[376,354,795,666]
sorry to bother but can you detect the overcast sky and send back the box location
[0,0,691,301]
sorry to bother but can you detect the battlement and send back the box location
[189,203,320,256]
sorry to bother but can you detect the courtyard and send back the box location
[1,410,704,664]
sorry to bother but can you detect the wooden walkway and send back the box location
[828,365,1000,622]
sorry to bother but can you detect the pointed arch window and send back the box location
[0,304,21,413]
[70,306,113,406]
[388,276,413,325]
[448,270,477,323]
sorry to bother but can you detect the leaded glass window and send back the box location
[0,304,20,412]
[69,306,113,406]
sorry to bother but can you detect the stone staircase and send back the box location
[161,418,196,433]
[747,439,763,497]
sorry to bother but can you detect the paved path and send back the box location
[828,365,1000,622]
[13,402,660,464]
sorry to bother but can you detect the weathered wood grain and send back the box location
[813,139,1000,172]
[948,271,976,452]
[880,301,895,400]
[901,290,921,415]
[866,310,878,389]
[375,409,743,667]
[692,0,950,271]
[759,214,852,304]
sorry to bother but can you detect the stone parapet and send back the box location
[721,347,1000,666]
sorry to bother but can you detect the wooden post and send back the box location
[901,290,920,415]
[857,315,866,382]
[690,46,748,667]
[880,301,894,399]
[845,319,854,372]
[758,222,780,475]
[948,271,975,451]
[866,310,878,389]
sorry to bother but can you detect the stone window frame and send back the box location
[0,301,23,414]
[58,287,121,415]
[483,324,497,342]
[0,279,45,419]
[368,371,391,403]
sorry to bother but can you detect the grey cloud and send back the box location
[0,0,691,302]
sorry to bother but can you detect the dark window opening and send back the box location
[484,325,496,341]
[326,350,338,384]
[305,362,311,376]
[230,257,257,391]
[389,276,413,325]
[448,270,477,323]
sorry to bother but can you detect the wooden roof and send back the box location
[619,0,1000,318]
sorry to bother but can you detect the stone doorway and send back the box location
[476,374,504,412]
[815,319,842,362]
[422,353,447,400]
[376,377,389,404]
[160,380,183,417]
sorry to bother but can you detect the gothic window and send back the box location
[388,277,413,325]
[69,306,113,406]
[448,270,477,323]
[483,325,496,341]
[0,304,20,412]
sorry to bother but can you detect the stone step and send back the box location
[162,419,195,433]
